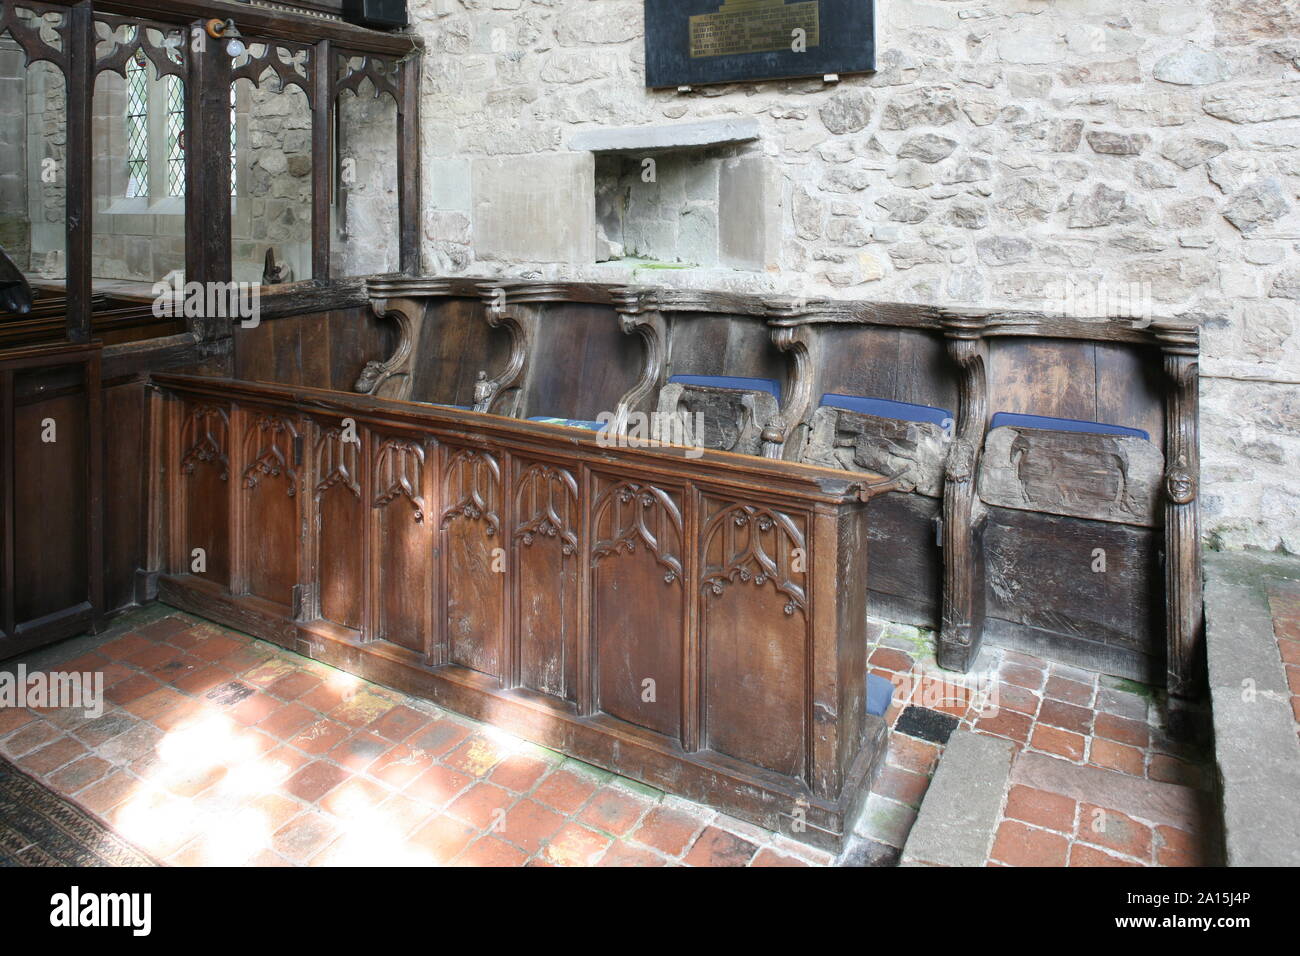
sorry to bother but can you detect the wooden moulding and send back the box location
[152,372,899,849]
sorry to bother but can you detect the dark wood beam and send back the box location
[311,38,333,282]
[64,1,94,343]
[398,52,420,275]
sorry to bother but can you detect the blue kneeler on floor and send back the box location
[989,411,1148,441]
[866,673,894,717]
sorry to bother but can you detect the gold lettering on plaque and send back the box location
[689,0,821,59]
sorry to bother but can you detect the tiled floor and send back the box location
[863,625,1220,867]
[0,607,1219,867]
[0,608,838,867]
[1266,583,1300,741]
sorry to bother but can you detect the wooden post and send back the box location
[937,311,989,672]
[311,38,332,282]
[1152,321,1205,737]
[397,50,420,275]
[184,19,233,315]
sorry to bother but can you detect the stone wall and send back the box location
[410,0,1300,554]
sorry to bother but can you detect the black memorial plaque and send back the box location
[645,0,875,88]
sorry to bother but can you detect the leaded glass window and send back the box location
[124,51,149,198]
[166,75,185,197]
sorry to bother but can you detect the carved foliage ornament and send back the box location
[180,403,229,480]
[702,503,807,617]
[591,481,683,584]
[373,437,425,521]
[314,425,360,499]
[440,448,500,535]
[515,462,578,555]
[242,414,299,496]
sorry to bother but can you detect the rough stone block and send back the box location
[717,155,780,272]
[900,730,1015,867]
[472,153,595,263]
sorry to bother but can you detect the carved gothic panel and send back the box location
[440,447,504,678]
[371,434,429,653]
[700,498,809,778]
[373,437,424,519]
[314,423,363,630]
[513,461,579,700]
[591,477,684,739]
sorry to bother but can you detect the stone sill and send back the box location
[568,117,761,154]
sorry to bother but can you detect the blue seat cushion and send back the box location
[668,374,781,403]
[431,403,472,411]
[528,416,606,431]
[820,393,952,428]
[989,412,1148,441]
[866,674,894,717]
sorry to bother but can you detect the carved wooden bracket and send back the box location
[610,287,667,437]
[355,296,424,400]
[763,322,818,460]
[473,283,534,418]
[1151,320,1204,726]
[936,311,989,671]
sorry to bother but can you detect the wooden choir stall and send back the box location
[134,276,1204,849]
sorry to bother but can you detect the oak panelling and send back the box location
[13,390,87,623]
[987,338,1099,424]
[983,505,1162,678]
[810,325,957,414]
[700,499,809,780]
[439,445,505,677]
[1095,342,1166,452]
[987,338,1165,450]
[591,475,686,741]
[179,401,231,589]
[313,419,364,630]
[371,432,432,654]
[513,458,580,701]
[519,303,642,422]
[103,379,146,613]
[240,411,301,608]
[408,298,510,407]
[866,492,942,629]
[665,312,787,383]
[232,306,396,390]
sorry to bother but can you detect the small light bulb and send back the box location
[227,37,246,58]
